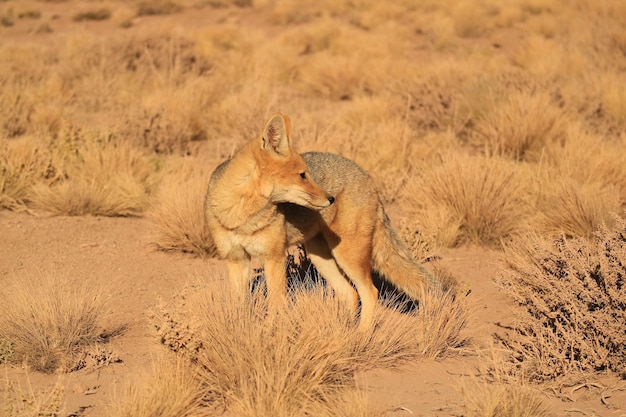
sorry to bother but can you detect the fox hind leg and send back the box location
[331,244,379,331]
[305,235,360,317]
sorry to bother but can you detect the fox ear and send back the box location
[261,113,292,156]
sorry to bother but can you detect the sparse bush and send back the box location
[72,8,111,21]
[136,0,183,16]
[0,272,118,373]
[497,216,626,382]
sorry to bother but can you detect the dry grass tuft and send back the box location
[29,126,159,217]
[0,272,118,374]
[543,130,626,210]
[407,153,529,247]
[497,216,626,383]
[461,346,553,417]
[151,270,468,415]
[306,386,391,417]
[415,285,470,359]
[111,353,387,417]
[136,0,183,17]
[473,91,568,161]
[532,177,620,238]
[2,376,65,417]
[0,136,55,211]
[462,382,553,417]
[110,357,208,417]
[72,8,111,22]
[149,157,216,257]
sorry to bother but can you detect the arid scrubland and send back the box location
[1,0,626,415]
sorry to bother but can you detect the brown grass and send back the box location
[151,271,468,415]
[136,1,183,17]
[462,382,553,417]
[0,271,118,374]
[1,0,626,411]
[0,136,53,211]
[407,153,530,247]
[543,129,626,210]
[532,177,620,238]
[72,8,111,22]
[149,156,216,257]
[110,357,208,417]
[2,376,65,417]
[473,91,568,162]
[460,345,554,417]
[28,126,159,216]
[111,355,388,417]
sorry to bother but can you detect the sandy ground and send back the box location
[1,210,624,416]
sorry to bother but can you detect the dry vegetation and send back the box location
[0,272,120,374]
[149,270,467,416]
[498,217,626,384]
[1,0,626,414]
[2,377,64,417]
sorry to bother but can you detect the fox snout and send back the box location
[309,191,335,210]
[310,193,335,210]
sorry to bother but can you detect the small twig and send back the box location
[563,409,588,415]
[567,382,606,402]
[390,406,414,414]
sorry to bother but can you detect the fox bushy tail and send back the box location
[372,204,441,299]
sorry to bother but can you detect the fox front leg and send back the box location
[263,256,288,307]
[226,258,251,299]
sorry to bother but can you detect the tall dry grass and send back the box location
[406,153,530,248]
[473,90,568,161]
[29,126,159,216]
[149,156,216,257]
[151,272,468,416]
[0,136,54,211]
[111,356,389,417]
[532,177,620,238]
[0,272,118,374]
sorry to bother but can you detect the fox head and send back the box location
[254,113,334,210]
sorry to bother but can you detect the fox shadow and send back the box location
[251,247,419,315]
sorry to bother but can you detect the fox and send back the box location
[205,113,438,330]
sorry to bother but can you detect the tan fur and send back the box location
[205,113,437,330]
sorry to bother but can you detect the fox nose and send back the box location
[328,196,335,205]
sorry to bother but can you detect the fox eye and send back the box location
[299,172,307,179]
